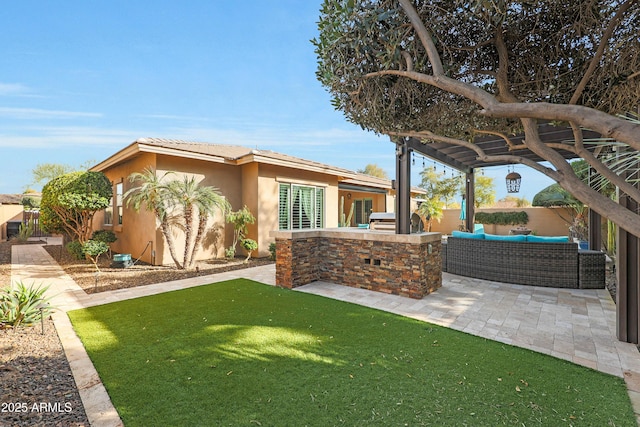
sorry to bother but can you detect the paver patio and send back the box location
[11,240,640,425]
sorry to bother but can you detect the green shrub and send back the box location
[269,242,276,261]
[241,238,258,262]
[66,240,85,260]
[475,211,528,226]
[92,230,117,244]
[226,206,256,259]
[0,282,55,328]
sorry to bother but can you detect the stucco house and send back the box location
[0,194,24,240]
[90,138,425,265]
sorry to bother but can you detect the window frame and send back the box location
[278,183,325,230]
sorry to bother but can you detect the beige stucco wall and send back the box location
[155,155,241,264]
[95,152,161,265]
[0,205,24,240]
[431,206,575,236]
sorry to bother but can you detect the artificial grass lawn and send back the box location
[68,279,635,426]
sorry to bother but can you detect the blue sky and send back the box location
[0,1,553,201]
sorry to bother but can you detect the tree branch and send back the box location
[570,0,637,105]
[493,27,518,103]
[398,0,443,75]
[365,67,640,150]
[569,122,640,201]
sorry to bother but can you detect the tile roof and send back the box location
[0,194,23,204]
[94,137,427,193]
[135,137,355,175]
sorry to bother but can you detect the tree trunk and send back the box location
[182,205,195,270]
[156,209,183,269]
[189,212,208,270]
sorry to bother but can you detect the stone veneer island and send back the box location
[270,228,442,299]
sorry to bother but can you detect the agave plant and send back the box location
[0,282,55,328]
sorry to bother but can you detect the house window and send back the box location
[116,182,123,225]
[104,180,123,226]
[103,182,114,226]
[354,198,373,225]
[278,183,324,230]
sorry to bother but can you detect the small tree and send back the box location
[417,199,443,232]
[241,239,258,262]
[419,167,463,208]
[82,240,110,290]
[40,171,112,244]
[226,206,256,259]
[357,164,389,179]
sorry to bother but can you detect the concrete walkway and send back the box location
[11,241,640,425]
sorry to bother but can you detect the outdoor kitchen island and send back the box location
[271,228,442,299]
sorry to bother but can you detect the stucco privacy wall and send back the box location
[272,228,442,299]
[432,206,578,236]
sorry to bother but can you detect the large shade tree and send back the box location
[314,0,640,237]
[40,171,112,243]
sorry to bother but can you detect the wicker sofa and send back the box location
[441,232,605,289]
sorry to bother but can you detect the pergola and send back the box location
[391,122,640,344]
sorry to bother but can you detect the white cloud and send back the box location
[0,126,138,148]
[162,125,383,148]
[0,83,32,96]
[0,107,102,120]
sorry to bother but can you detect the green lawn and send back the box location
[68,279,636,426]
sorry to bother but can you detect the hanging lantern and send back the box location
[505,168,522,193]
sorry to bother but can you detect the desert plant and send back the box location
[226,206,256,259]
[16,219,35,242]
[241,239,258,262]
[0,282,55,328]
[339,196,354,227]
[268,242,276,261]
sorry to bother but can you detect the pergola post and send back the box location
[395,138,411,234]
[616,154,640,343]
[465,170,475,232]
[588,167,602,250]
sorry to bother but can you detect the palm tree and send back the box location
[417,198,443,232]
[167,175,230,269]
[124,168,183,269]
